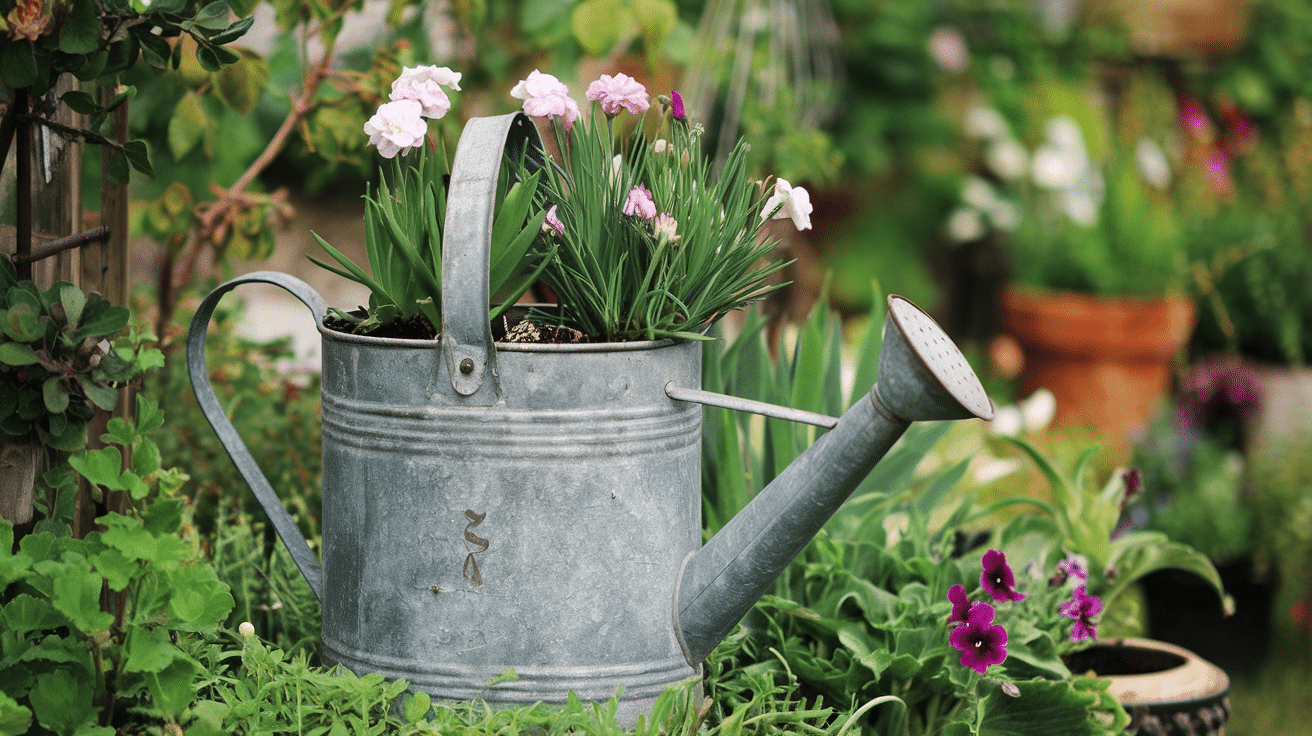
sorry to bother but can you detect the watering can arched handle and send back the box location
[440,112,545,400]
[186,271,326,603]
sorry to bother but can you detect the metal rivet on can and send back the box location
[459,357,475,374]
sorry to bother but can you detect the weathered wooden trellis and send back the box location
[1,75,132,536]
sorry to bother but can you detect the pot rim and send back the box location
[317,322,681,353]
[1074,637,1229,707]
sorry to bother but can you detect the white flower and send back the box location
[961,176,997,211]
[761,177,813,230]
[964,106,1008,140]
[989,404,1023,436]
[928,26,969,74]
[972,457,1023,485]
[1044,116,1086,158]
[945,207,985,243]
[238,621,255,637]
[653,213,680,243]
[390,65,462,119]
[652,139,668,154]
[611,154,623,184]
[1018,387,1056,431]
[363,99,427,159]
[987,198,1021,231]
[1135,136,1172,189]
[1062,190,1099,226]
[882,512,910,547]
[1031,145,1081,189]
[985,137,1028,180]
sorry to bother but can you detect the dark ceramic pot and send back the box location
[1064,637,1229,736]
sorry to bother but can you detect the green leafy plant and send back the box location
[0,256,162,453]
[0,395,234,735]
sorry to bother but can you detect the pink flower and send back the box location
[511,70,580,127]
[1179,97,1212,141]
[390,65,462,119]
[670,90,686,119]
[980,549,1026,603]
[585,73,650,117]
[623,185,656,220]
[363,99,427,159]
[1053,554,1088,585]
[949,602,1008,674]
[1060,585,1103,642]
[653,213,680,243]
[947,584,971,625]
[543,205,564,235]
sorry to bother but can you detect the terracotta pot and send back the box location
[1000,286,1197,460]
[1064,638,1230,735]
[1091,0,1250,57]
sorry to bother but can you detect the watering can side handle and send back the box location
[186,271,326,603]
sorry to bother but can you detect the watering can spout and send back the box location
[673,296,994,665]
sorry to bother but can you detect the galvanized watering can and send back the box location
[187,113,994,721]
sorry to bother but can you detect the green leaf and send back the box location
[58,0,102,54]
[37,420,87,452]
[76,375,119,412]
[106,150,130,186]
[42,377,70,414]
[145,658,202,717]
[60,91,101,116]
[214,51,268,117]
[168,564,235,630]
[5,302,44,342]
[134,29,172,68]
[193,0,232,28]
[1,593,70,634]
[68,447,124,489]
[124,625,182,673]
[133,437,162,477]
[29,669,95,736]
[0,690,32,736]
[168,92,209,162]
[73,302,128,341]
[571,0,630,55]
[90,547,137,591]
[122,140,154,178]
[142,497,185,536]
[977,678,1115,736]
[403,691,432,723]
[48,555,114,633]
[0,40,37,90]
[0,343,38,366]
[207,15,255,46]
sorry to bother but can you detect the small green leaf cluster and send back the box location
[0,398,235,735]
[312,144,552,335]
[0,257,163,452]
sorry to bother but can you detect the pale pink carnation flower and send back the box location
[760,177,813,230]
[363,99,427,159]
[653,213,680,243]
[511,70,581,127]
[542,205,564,235]
[623,185,657,220]
[585,73,650,116]
[390,65,462,119]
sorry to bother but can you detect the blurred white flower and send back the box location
[989,405,1023,436]
[652,139,668,154]
[883,512,911,546]
[1062,190,1099,226]
[653,213,681,243]
[761,178,813,230]
[1018,387,1056,431]
[1031,145,1080,189]
[946,207,985,243]
[928,26,970,74]
[1044,116,1086,156]
[238,621,255,637]
[1136,136,1172,189]
[964,106,1008,140]
[973,457,1023,485]
[985,137,1028,180]
[961,176,998,211]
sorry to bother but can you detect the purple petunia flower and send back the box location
[1060,585,1103,642]
[1051,554,1088,587]
[981,550,1026,603]
[947,584,971,625]
[949,602,1008,674]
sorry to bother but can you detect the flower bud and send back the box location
[238,621,255,637]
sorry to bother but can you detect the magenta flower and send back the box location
[1052,554,1088,586]
[671,90,686,119]
[585,73,650,117]
[511,70,581,127]
[980,550,1026,603]
[949,602,1008,674]
[1060,585,1103,642]
[542,205,564,236]
[1179,97,1211,140]
[390,65,461,119]
[623,185,657,220]
[947,584,971,625]
[363,99,427,159]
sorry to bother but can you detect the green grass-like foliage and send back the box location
[310,144,551,334]
[531,111,787,342]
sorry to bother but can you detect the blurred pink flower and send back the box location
[1060,585,1103,642]
[1179,97,1213,140]
[363,99,427,159]
[511,70,581,127]
[390,65,461,119]
[543,205,564,235]
[624,185,657,220]
[947,584,971,625]
[586,73,650,116]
